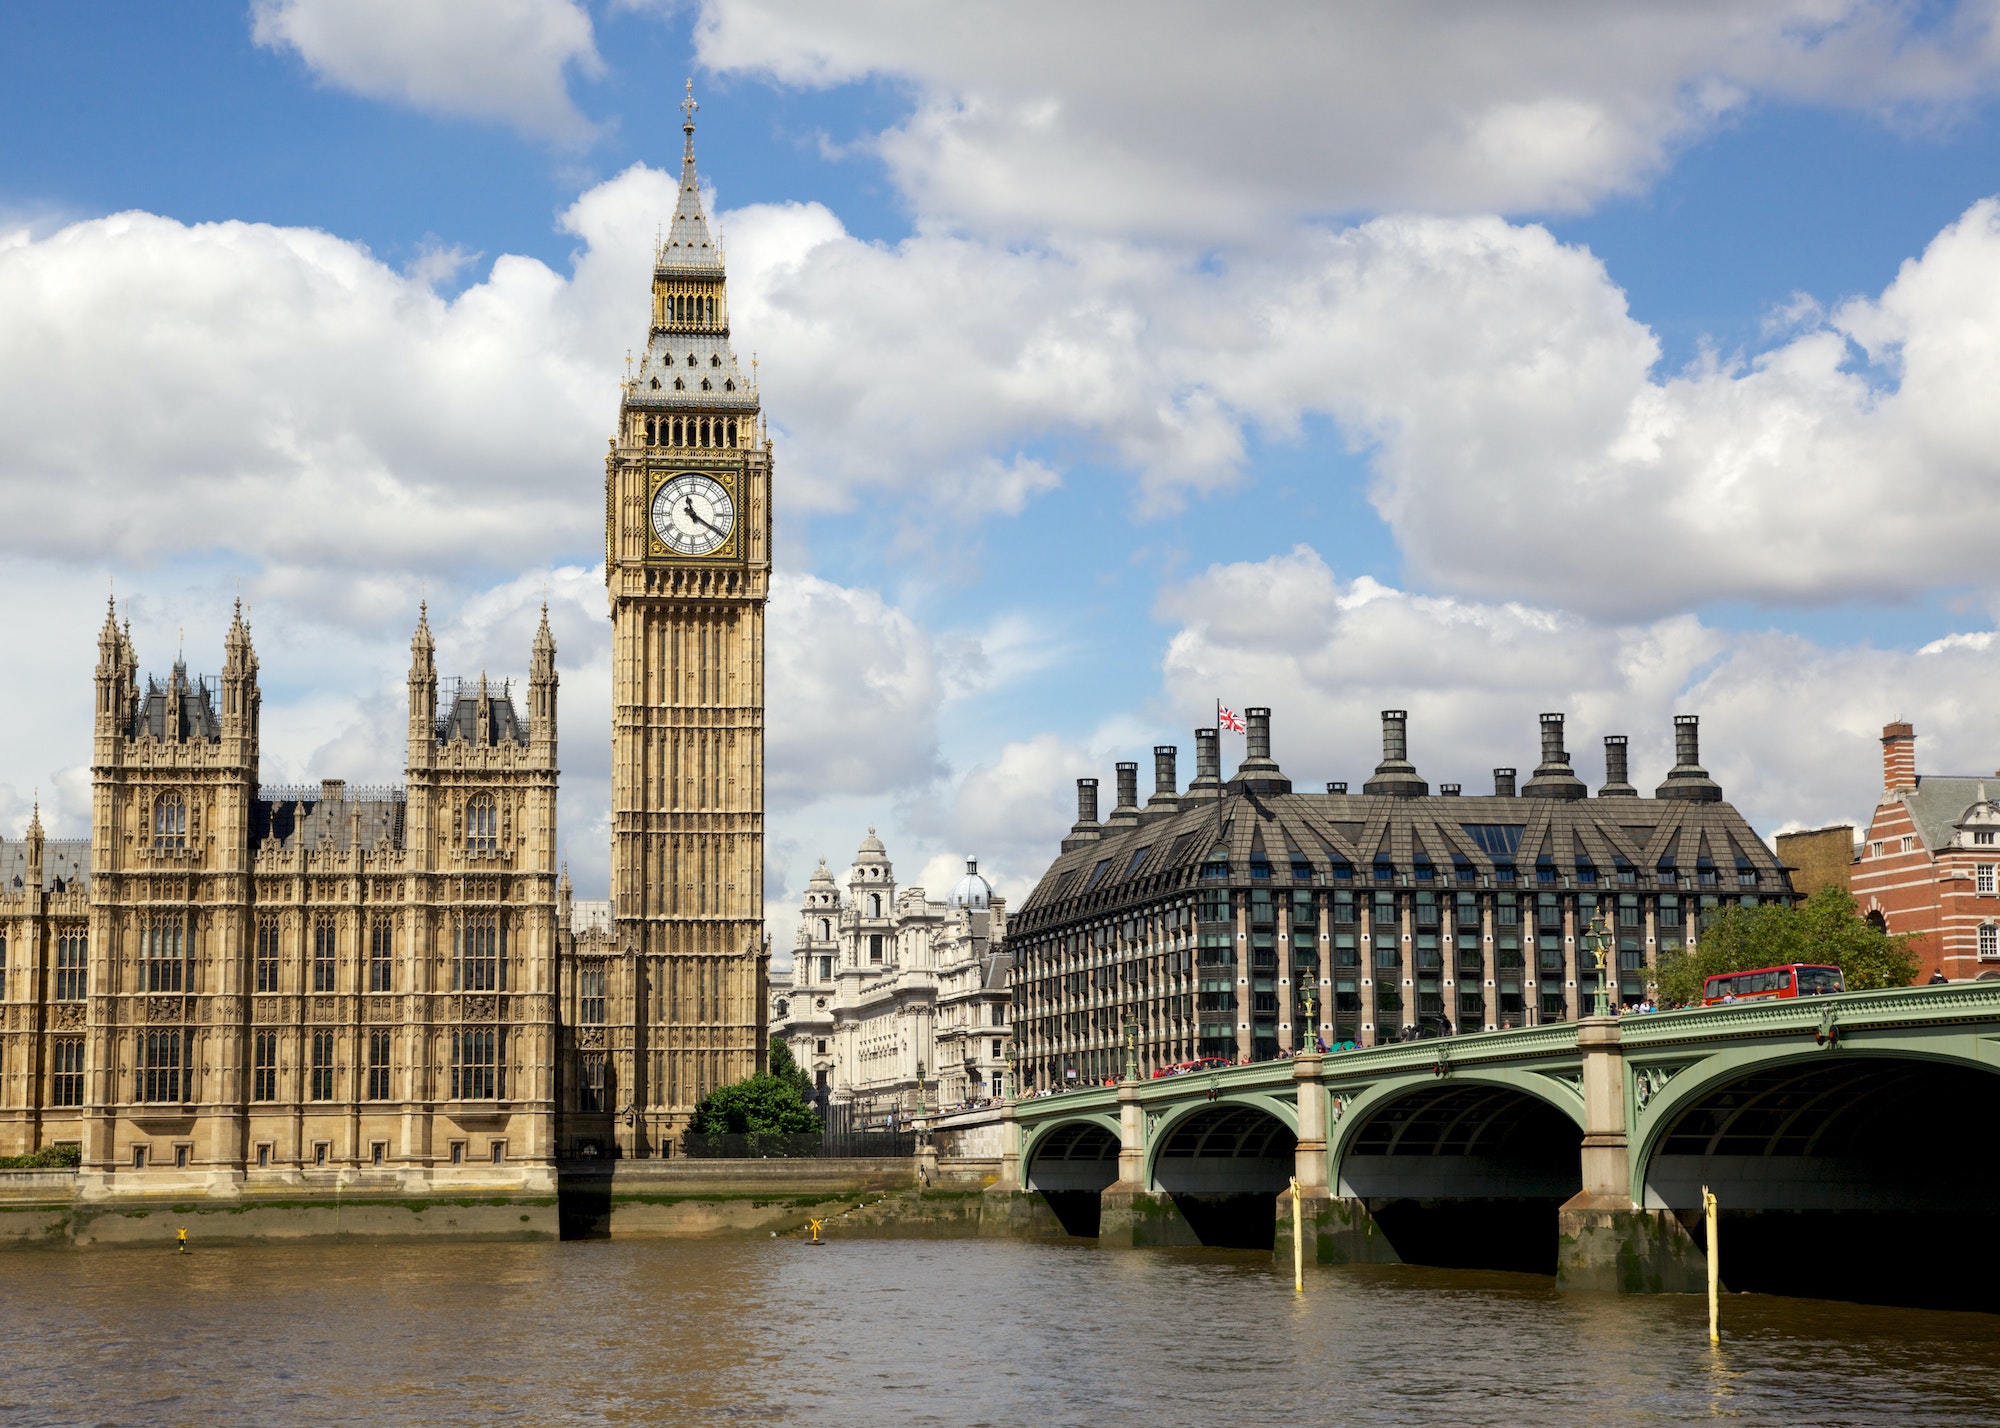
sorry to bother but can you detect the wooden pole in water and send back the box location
[1290,1176,1303,1293]
[1704,1184,1720,1344]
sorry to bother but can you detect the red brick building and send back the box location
[1850,721,2000,981]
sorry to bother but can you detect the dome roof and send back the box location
[807,857,837,888]
[948,856,992,911]
[854,826,890,866]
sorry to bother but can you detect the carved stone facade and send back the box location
[769,835,1011,1126]
[0,599,561,1196]
[571,94,773,1156]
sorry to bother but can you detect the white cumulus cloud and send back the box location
[252,0,604,142]
[692,0,2000,238]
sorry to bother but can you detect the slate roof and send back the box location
[660,120,724,276]
[132,662,219,742]
[1014,783,1787,930]
[1897,776,1999,852]
[252,789,406,852]
[627,331,755,412]
[436,680,529,746]
[0,839,90,893]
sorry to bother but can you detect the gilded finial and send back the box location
[682,79,698,129]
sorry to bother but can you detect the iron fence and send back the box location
[680,1130,917,1159]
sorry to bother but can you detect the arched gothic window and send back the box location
[819,918,830,940]
[153,792,187,852]
[467,795,498,856]
[869,892,882,917]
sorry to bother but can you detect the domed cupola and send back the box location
[850,826,892,880]
[804,857,840,909]
[949,856,993,911]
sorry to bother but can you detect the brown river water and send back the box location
[2,1237,1997,1427]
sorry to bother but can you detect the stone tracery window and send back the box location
[452,1028,504,1100]
[467,795,498,856]
[455,912,502,991]
[144,917,186,993]
[368,919,394,992]
[255,918,279,993]
[312,919,336,993]
[153,791,187,852]
[55,929,87,1001]
[140,1029,189,1102]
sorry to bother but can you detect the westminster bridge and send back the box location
[994,982,2000,1303]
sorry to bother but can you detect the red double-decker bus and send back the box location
[1702,964,1844,1006]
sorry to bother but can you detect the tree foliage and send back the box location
[1653,885,1921,1006]
[687,1043,822,1136]
[768,1037,814,1101]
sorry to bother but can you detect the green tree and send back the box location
[687,1060,822,1137]
[1653,885,1920,1006]
[768,1037,814,1102]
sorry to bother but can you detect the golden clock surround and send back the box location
[645,465,742,563]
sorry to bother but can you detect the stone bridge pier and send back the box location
[1556,1015,1706,1292]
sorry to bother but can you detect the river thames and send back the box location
[2,1237,1996,1426]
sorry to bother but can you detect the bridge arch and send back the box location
[1020,1114,1121,1238]
[1328,1069,1586,1274]
[1634,1044,2000,1308]
[1144,1100,1298,1250]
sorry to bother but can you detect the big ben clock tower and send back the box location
[603,86,771,1148]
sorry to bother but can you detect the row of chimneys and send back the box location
[1061,708,1722,849]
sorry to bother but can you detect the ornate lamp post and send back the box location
[1298,984,1318,1055]
[1004,1041,1018,1105]
[1122,1018,1140,1083]
[1582,906,1615,1018]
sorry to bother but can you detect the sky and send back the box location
[7,1,2000,956]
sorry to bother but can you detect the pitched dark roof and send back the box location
[1014,785,1784,929]
[253,788,406,852]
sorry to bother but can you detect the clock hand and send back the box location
[682,497,728,538]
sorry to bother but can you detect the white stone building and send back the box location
[770,832,1011,1127]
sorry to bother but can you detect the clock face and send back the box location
[651,472,736,557]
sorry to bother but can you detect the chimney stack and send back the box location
[1654,714,1722,802]
[1882,721,1916,794]
[1185,728,1222,802]
[1599,735,1637,797]
[1231,707,1291,792]
[1246,708,1272,763]
[1523,712,1586,800]
[1494,768,1517,797]
[1362,709,1428,797]
[1061,777,1103,851]
[1146,745,1181,817]
[1327,782,1348,795]
[1106,761,1141,828]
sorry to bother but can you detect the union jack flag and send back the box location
[1218,706,1246,733]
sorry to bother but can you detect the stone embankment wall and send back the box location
[0,1170,560,1248]
[0,1156,1064,1249]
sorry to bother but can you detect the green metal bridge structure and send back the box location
[995,983,2000,1303]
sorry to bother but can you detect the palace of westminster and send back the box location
[0,102,1805,1189]
[0,98,771,1189]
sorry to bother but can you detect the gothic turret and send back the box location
[407,602,437,771]
[220,598,261,748]
[530,603,558,756]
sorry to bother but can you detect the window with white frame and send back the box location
[1981,864,1997,895]
[1982,923,2000,961]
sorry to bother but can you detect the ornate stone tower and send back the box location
[604,87,772,1149]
